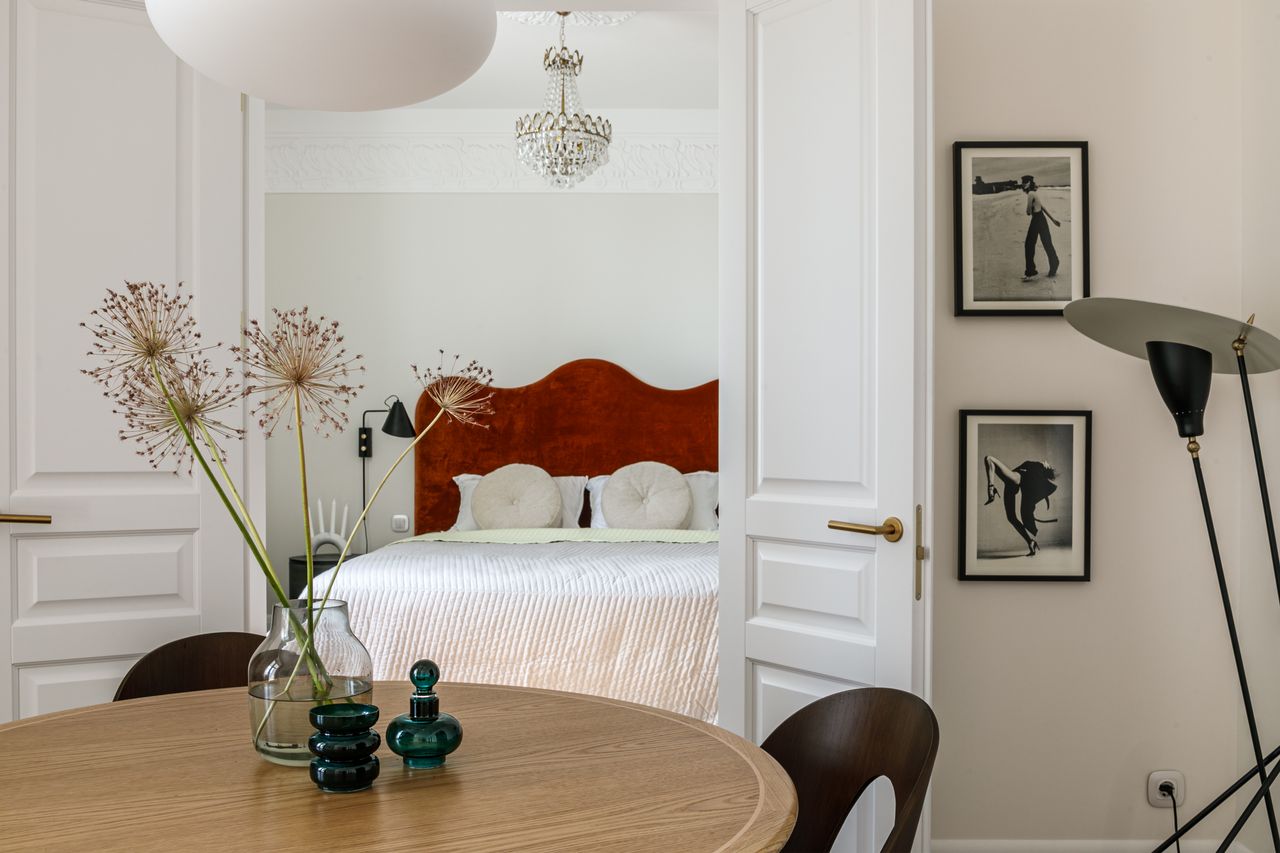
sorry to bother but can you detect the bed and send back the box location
[316,360,720,721]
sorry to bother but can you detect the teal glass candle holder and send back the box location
[308,703,380,793]
[386,660,463,769]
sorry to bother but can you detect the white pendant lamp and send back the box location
[144,0,497,112]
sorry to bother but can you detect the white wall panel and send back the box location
[17,0,183,481]
[751,661,861,743]
[753,0,871,500]
[16,533,194,617]
[753,539,874,636]
[17,658,137,717]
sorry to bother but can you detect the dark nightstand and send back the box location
[288,553,362,599]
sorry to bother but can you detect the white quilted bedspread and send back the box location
[312,529,719,722]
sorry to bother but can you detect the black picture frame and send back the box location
[953,141,1090,317]
[958,409,1092,582]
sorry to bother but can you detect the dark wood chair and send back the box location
[113,632,265,702]
[762,687,939,853]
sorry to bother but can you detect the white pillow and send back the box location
[471,464,562,530]
[683,471,719,531]
[586,475,610,529]
[588,470,719,531]
[452,472,586,530]
[601,462,693,530]
[554,475,588,528]
[450,473,484,531]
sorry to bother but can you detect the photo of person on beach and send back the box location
[954,143,1089,316]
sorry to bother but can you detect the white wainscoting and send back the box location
[265,108,718,193]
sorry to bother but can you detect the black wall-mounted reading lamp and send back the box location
[357,395,416,552]
[360,395,416,458]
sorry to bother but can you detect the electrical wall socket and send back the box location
[390,514,410,534]
[1148,770,1186,807]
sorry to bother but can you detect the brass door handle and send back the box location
[0,513,52,524]
[914,504,925,601]
[828,516,903,542]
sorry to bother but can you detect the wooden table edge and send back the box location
[0,681,798,852]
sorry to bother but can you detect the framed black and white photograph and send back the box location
[953,141,1089,316]
[958,410,1091,581]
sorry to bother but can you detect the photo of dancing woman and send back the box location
[983,455,1057,556]
[959,411,1091,581]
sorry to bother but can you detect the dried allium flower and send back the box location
[82,281,214,393]
[237,308,364,437]
[412,352,495,427]
[116,359,243,472]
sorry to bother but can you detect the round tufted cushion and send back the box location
[601,461,692,530]
[471,464,563,530]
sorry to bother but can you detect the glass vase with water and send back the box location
[248,599,373,766]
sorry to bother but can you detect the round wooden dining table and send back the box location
[0,682,796,852]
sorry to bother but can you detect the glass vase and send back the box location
[248,599,373,766]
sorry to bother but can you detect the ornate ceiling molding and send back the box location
[265,110,718,194]
[501,11,639,27]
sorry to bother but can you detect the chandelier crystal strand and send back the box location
[515,11,612,189]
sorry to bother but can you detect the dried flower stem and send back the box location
[282,407,448,692]
[194,418,273,587]
[150,361,263,572]
[251,386,347,747]
[149,363,319,680]
[293,387,317,642]
[188,425,322,702]
[325,407,446,598]
[250,358,491,739]
[147,361,326,702]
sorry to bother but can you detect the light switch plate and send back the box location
[390,514,410,534]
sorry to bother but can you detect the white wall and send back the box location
[264,192,717,572]
[933,0,1246,844]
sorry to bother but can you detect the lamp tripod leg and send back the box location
[1237,349,1280,607]
[1222,760,1280,853]
[1191,449,1280,851]
[1153,743,1280,852]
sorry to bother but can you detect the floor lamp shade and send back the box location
[1064,297,1280,373]
[144,0,498,111]
[1146,341,1212,438]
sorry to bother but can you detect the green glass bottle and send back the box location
[386,659,463,769]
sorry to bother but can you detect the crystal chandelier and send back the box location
[515,12,612,189]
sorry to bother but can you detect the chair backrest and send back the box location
[113,632,265,702]
[761,687,939,853]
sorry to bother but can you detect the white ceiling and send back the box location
[271,12,717,112]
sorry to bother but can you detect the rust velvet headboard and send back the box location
[413,359,718,534]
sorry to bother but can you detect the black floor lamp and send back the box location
[1066,298,1280,852]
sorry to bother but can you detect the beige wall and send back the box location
[1236,0,1280,847]
[264,192,717,573]
[933,0,1246,843]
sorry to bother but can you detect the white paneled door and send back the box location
[0,0,246,720]
[719,0,927,849]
